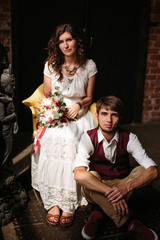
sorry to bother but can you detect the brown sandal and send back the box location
[60,215,74,227]
[46,214,60,225]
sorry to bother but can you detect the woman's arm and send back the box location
[80,74,96,107]
[43,74,52,98]
[66,74,96,119]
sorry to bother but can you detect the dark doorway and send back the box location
[85,0,150,123]
[11,0,150,131]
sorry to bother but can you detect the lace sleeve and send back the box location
[87,59,98,78]
[43,62,53,78]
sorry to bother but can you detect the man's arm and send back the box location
[126,166,158,191]
[107,166,158,203]
[74,167,129,216]
[74,166,111,195]
[74,131,130,216]
[106,132,159,203]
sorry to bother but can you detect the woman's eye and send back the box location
[67,38,72,42]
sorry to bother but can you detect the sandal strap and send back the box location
[46,214,60,219]
[60,215,74,220]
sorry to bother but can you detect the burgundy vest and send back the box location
[87,127,131,180]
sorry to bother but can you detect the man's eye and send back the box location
[113,114,119,117]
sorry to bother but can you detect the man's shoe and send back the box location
[81,209,104,240]
[128,220,159,240]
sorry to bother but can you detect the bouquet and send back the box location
[36,86,68,128]
[33,86,69,154]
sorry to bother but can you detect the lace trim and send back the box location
[32,182,79,212]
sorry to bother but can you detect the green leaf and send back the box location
[55,86,60,91]
[53,112,60,120]
[49,92,52,97]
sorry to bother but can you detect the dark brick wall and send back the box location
[142,0,160,122]
[0,0,11,63]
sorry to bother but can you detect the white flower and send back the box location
[35,86,70,128]
[41,98,52,106]
[40,109,53,123]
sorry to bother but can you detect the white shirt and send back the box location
[74,129,157,171]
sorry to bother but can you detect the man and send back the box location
[74,96,159,240]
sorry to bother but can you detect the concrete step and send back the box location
[13,144,33,177]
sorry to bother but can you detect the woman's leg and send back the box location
[47,205,60,224]
[61,211,74,225]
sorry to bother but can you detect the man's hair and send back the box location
[96,95,124,118]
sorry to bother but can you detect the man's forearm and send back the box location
[105,166,158,203]
[126,166,158,192]
[74,169,111,195]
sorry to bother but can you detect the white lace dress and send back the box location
[31,59,97,214]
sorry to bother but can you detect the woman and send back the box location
[31,23,97,227]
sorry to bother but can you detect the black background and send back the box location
[11,0,150,131]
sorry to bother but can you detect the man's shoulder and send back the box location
[87,127,98,136]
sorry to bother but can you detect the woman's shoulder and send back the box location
[44,61,54,72]
[85,59,97,67]
[85,59,98,77]
[43,61,57,77]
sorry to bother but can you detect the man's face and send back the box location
[96,107,120,134]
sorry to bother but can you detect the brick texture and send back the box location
[0,0,11,63]
[142,0,160,122]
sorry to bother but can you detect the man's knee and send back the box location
[89,171,102,181]
[82,171,101,204]
[130,166,145,178]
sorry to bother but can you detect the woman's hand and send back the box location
[66,103,81,119]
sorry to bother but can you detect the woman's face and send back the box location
[58,32,77,57]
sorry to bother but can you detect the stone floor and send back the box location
[1,122,160,240]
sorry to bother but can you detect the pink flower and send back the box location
[55,101,61,107]
[44,105,50,110]
[48,117,53,123]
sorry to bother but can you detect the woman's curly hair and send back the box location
[45,23,87,81]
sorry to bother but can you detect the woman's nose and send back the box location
[64,41,68,48]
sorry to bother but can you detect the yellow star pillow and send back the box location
[22,84,43,132]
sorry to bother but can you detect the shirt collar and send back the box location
[97,128,119,144]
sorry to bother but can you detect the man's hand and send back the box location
[107,166,158,203]
[106,184,130,203]
[112,198,129,216]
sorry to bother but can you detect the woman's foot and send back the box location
[46,205,60,225]
[60,212,74,227]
